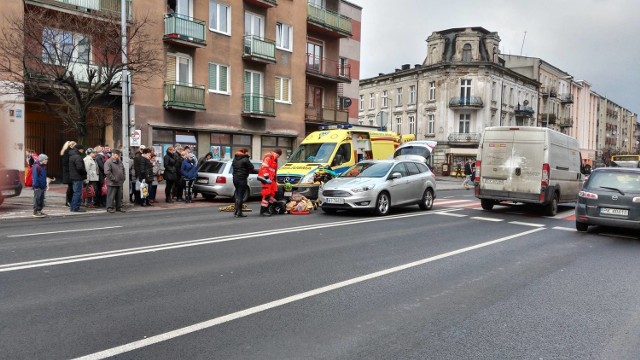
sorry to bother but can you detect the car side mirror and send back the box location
[390,172,402,180]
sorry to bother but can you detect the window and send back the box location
[211,133,253,160]
[510,88,514,105]
[306,42,323,72]
[408,115,415,134]
[359,95,364,111]
[275,22,292,51]
[167,53,192,84]
[460,79,471,104]
[427,114,435,134]
[339,57,348,77]
[459,113,470,133]
[209,0,231,35]
[275,76,291,103]
[409,85,416,104]
[208,63,229,93]
[262,136,294,164]
[396,88,402,106]
[395,116,402,134]
[42,28,90,65]
[382,90,388,108]
[429,81,435,100]
[369,93,375,109]
[491,81,497,101]
[244,70,264,112]
[462,43,472,62]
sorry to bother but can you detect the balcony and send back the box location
[514,105,535,117]
[26,0,132,20]
[541,86,557,98]
[163,81,206,112]
[304,104,349,124]
[560,93,573,104]
[539,113,557,125]
[448,97,483,109]
[305,54,351,83]
[244,0,277,8]
[307,3,353,37]
[163,14,206,48]
[242,93,276,118]
[558,118,573,128]
[448,132,481,144]
[243,36,276,64]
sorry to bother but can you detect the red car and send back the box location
[0,163,23,206]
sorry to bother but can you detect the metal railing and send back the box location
[448,132,481,143]
[539,113,557,124]
[557,118,574,127]
[448,97,483,108]
[242,93,275,116]
[514,105,535,116]
[28,0,132,19]
[245,0,278,6]
[243,35,276,62]
[163,81,206,110]
[560,93,573,103]
[304,105,348,123]
[164,14,206,46]
[307,3,353,35]
[305,54,350,80]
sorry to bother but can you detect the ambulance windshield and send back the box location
[289,143,337,163]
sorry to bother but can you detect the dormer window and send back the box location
[462,43,472,62]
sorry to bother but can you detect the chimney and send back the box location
[414,64,422,69]
[401,64,411,70]
[378,73,384,76]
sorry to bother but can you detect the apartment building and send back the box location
[359,27,538,173]
[0,0,361,176]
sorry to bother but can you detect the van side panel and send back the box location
[548,132,581,202]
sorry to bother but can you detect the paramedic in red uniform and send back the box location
[258,148,282,216]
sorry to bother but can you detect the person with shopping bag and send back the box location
[257,148,281,216]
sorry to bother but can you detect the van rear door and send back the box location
[480,130,515,190]
[510,129,544,194]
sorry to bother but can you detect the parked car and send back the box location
[192,159,262,202]
[0,162,23,206]
[393,140,437,165]
[318,159,437,216]
[575,167,640,232]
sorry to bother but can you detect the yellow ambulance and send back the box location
[277,124,413,199]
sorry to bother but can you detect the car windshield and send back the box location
[586,171,640,192]
[341,162,392,178]
[289,143,337,163]
[199,161,226,173]
[394,146,431,160]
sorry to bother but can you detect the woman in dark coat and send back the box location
[163,147,177,203]
[59,140,76,207]
[174,149,185,202]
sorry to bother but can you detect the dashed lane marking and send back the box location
[470,217,503,222]
[508,221,545,228]
[552,226,575,231]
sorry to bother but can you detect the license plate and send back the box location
[484,178,504,184]
[284,191,292,197]
[1,190,15,196]
[325,197,344,204]
[600,208,628,216]
[196,179,208,184]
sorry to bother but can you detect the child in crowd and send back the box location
[32,154,53,218]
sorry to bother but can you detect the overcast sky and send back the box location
[348,0,639,115]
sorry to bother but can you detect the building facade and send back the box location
[359,27,539,174]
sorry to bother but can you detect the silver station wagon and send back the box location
[318,159,437,216]
[575,167,640,231]
[193,159,263,202]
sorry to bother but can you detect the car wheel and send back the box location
[480,199,494,210]
[544,193,559,216]
[373,192,390,216]
[203,194,216,200]
[419,188,434,210]
[576,221,588,232]
[321,207,338,214]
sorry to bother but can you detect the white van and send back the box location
[475,126,586,216]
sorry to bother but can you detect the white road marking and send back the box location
[471,217,503,222]
[434,199,474,206]
[434,212,467,217]
[549,209,575,219]
[552,226,575,231]
[72,227,545,360]
[1,211,456,273]
[6,226,124,238]
[508,221,545,228]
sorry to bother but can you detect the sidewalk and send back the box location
[1,177,464,220]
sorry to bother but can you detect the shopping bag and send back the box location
[101,181,108,196]
[82,184,96,199]
[139,180,148,199]
[24,167,33,187]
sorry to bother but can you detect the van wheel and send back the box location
[480,199,494,210]
[544,193,559,216]
[373,192,390,216]
[576,221,588,232]
[419,188,434,210]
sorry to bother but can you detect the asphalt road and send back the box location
[2,190,640,360]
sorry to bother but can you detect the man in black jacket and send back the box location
[69,144,87,212]
[231,148,255,218]
[163,146,177,203]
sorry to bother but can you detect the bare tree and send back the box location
[0,3,163,143]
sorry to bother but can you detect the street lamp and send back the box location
[121,0,130,198]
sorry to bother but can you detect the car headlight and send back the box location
[300,172,316,184]
[351,184,375,193]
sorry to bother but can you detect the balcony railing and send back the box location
[560,93,573,104]
[163,81,206,111]
[448,97,483,109]
[539,113,557,125]
[243,36,276,63]
[307,3,353,36]
[27,0,132,19]
[558,118,574,128]
[164,14,206,47]
[514,105,535,117]
[305,54,351,82]
[242,93,276,117]
[448,132,481,143]
[244,0,277,8]
[541,86,557,97]
[304,104,349,124]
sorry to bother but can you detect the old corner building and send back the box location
[0,0,362,177]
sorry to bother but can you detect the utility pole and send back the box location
[121,0,130,199]
[520,31,527,56]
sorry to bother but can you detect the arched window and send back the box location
[462,43,472,62]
